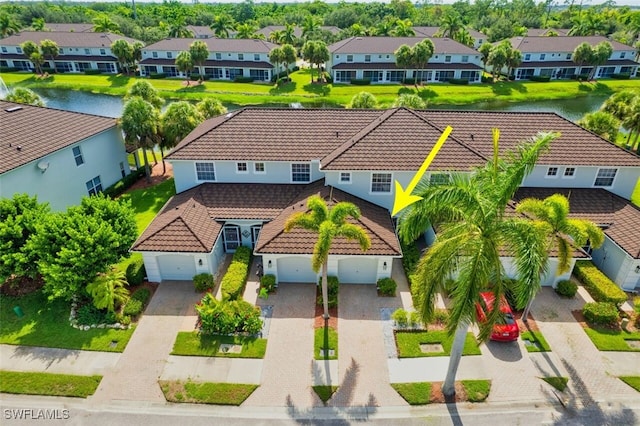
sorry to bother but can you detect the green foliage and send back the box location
[448,78,470,85]
[555,280,578,298]
[347,91,378,109]
[125,256,146,286]
[84,69,102,75]
[611,73,631,80]
[131,288,151,303]
[574,261,627,306]
[260,274,277,293]
[521,330,552,352]
[619,376,640,392]
[4,87,45,106]
[122,298,143,316]
[409,310,422,328]
[172,331,267,358]
[76,303,116,326]
[103,168,145,198]
[541,376,568,392]
[395,331,481,357]
[529,75,551,82]
[400,239,420,277]
[393,94,427,109]
[193,273,214,292]
[583,327,640,351]
[86,268,130,313]
[583,302,619,326]
[392,308,409,327]
[234,76,254,83]
[392,382,433,405]
[350,78,371,85]
[461,380,491,402]
[312,385,338,403]
[220,247,251,300]
[196,293,262,335]
[0,371,102,398]
[160,380,258,405]
[377,277,397,296]
[196,97,227,119]
[317,275,339,308]
[314,326,338,360]
[149,72,167,79]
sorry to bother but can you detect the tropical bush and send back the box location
[196,293,262,335]
[377,277,396,296]
[234,76,253,83]
[193,273,214,292]
[260,274,277,293]
[317,276,339,308]
[400,240,420,277]
[350,78,371,85]
[583,302,619,326]
[448,78,469,85]
[149,72,167,79]
[529,75,551,82]
[611,73,630,79]
[125,257,146,287]
[409,310,422,328]
[555,280,578,298]
[86,268,129,313]
[392,308,409,327]
[220,247,251,300]
[574,261,626,306]
[104,168,145,198]
[76,304,116,326]
[84,69,102,75]
[123,298,143,316]
[131,287,151,304]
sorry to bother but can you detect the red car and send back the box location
[475,291,519,342]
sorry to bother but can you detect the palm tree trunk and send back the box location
[160,146,166,175]
[142,147,151,183]
[442,321,469,398]
[321,262,330,319]
[151,148,158,165]
[522,299,533,322]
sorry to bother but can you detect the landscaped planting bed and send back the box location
[395,330,481,357]
[171,332,267,358]
[392,380,491,404]
[159,380,258,405]
[314,326,338,360]
[0,371,102,398]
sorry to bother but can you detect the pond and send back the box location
[32,88,607,123]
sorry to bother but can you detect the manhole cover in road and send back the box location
[218,344,242,354]
[626,340,640,349]
[319,349,335,357]
[420,343,444,353]
[524,340,542,349]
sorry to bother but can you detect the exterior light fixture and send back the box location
[383,261,387,271]
[198,259,203,266]
[636,265,640,274]
[268,260,272,268]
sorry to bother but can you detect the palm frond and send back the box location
[336,223,371,251]
[329,201,361,224]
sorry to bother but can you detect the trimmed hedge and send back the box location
[317,276,339,308]
[193,273,214,292]
[402,78,422,85]
[84,69,102,75]
[529,75,551,82]
[583,302,619,326]
[448,78,469,85]
[350,78,371,85]
[377,277,397,296]
[234,76,253,83]
[0,66,18,72]
[188,73,208,81]
[131,287,151,303]
[260,274,277,293]
[221,246,251,300]
[104,168,145,198]
[611,73,630,80]
[555,279,578,298]
[126,257,146,286]
[574,261,627,306]
[481,75,492,83]
[149,72,167,79]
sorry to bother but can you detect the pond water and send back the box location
[32,88,607,123]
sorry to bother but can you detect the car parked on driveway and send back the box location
[475,291,519,342]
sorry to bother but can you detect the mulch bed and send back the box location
[127,161,173,192]
[130,280,159,298]
[0,276,45,297]
[429,382,469,403]
[514,311,540,333]
[314,303,338,329]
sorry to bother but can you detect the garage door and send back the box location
[158,254,196,281]
[338,257,378,284]
[277,257,317,283]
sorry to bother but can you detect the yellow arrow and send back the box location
[391,126,452,216]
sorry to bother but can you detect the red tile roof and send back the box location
[0,101,117,174]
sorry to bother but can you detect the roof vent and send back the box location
[5,106,22,112]
[16,145,22,151]
[470,134,474,140]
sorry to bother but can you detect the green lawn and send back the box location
[4,70,638,108]
[314,326,338,360]
[619,376,640,392]
[583,327,640,351]
[541,376,569,392]
[391,382,432,405]
[171,332,267,358]
[119,178,176,235]
[159,380,258,405]
[312,385,338,403]
[462,380,491,402]
[395,331,481,357]
[0,371,102,397]
[0,291,134,352]
[521,330,552,352]
[632,178,640,207]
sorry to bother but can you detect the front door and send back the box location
[223,225,241,252]
[251,225,261,248]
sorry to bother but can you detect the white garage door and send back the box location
[158,254,196,281]
[277,257,317,283]
[338,257,378,284]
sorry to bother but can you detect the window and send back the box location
[1,47,6,53]
[215,52,221,60]
[291,163,310,182]
[563,167,575,177]
[386,55,390,59]
[167,52,172,59]
[546,167,558,177]
[152,51,158,58]
[335,55,340,59]
[430,173,450,185]
[85,48,90,55]
[16,47,22,54]
[347,55,353,62]
[254,162,265,173]
[566,53,571,60]
[237,162,248,173]
[100,48,106,55]
[462,55,468,63]
[254,54,260,61]
[195,162,216,181]
[72,146,84,166]
[445,55,451,63]
[59,48,64,54]
[238,53,244,60]
[364,55,371,63]
[540,53,546,60]
[340,172,351,183]
[371,173,392,193]
[594,168,617,187]
[524,53,531,61]
[620,52,626,59]
[86,176,102,196]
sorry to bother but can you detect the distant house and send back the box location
[327,36,483,84]
[133,107,640,290]
[526,28,570,37]
[257,25,341,40]
[0,31,142,74]
[41,23,94,33]
[413,27,486,49]
[139,38,280,81]
[0,101,129,211]
[501,36,639,80]
[186,26,215,39]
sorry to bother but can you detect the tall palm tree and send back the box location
[412,39,435,86]
[285,194,371,319]
[160,101,203,174]
[40,39,59,73]
[439,11,463,38]
[394,44,413,83]
[189,40,209,81]
[235,23,259,39]
[391,19,415,37]
[398,131,558,398]
[211,14,235,38]
[0,14,22,38]
[111,39,134,74]
[269,47,285,78]
[93,15,120,33]
[31,18,45,31]
[281,44,297,79]
[515,193,604,319]
[302,15,320,40]
[168,19,194,38]
[120,96,162,183]
[281,23,297,45]
[175,51,194,84]
[196,98,227,119]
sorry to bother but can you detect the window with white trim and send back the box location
[72,146,84,166]
[347,55,353,62]
[17,47,23,53]
[1,47,7,53]
[620,52,626,59]
[462,55,468,63]
[594,168,617,187]
[215,52,221,60]
[563,167,575,177]
[152,51,158,58]
[238,53,244,60]
[364,55,371,62]
[546,167,558,177]
[99,48,105,55]
[254,162,265,173]
[340,172,351,183]
[254,54,260,61]
[445,55,451,63]
[59,48,64,54]
[237,162,248,173]
[371,173,392,193]
[167,52,173,59]
[195,162,216,181]
[84,48,90,54]
[291,163,310,182]
[540,53,546,60]
[524,53,531,61]
[86,176,102,195]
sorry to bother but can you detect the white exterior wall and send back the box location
[591,237,639,290]
[502,257,575,287]
[331,53,481,68]
[0,128,128,211]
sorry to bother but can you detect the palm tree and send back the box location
[391,19,415,37]
[302,15,320,40]
[235,23,259,39]
[86,268,129,313]
[160,101,203,174]
[120,96,162,183]
[40,39,59,73]
[394,44,413,83]
[269,47,285,79]
[111,39,134,74]
[398,131,558,399]
[211,14,235,38]
[175,51,194,84]
[515,193,604,319]
[439,11,463,38]
[285,194,371,319]
[393,94,427,109]
[0,14,22,38]
[189,40,209,81]
[31,18,45,31]
[479,43,493,74]
[601,90,640,149]
[412,39,435,86]
[168,19,194,38]
[281,44,297,80]
[20,40,39,62]
[29,52,45,75]
[131,41,144,73]
[622,96,640,153]
[347,92,378,109]
[124,80,164,110]
[93,15,120,33]
[577,111,620,142]
[302,40,329,83]
[196,98,227,119]
[506,49,523,79]
[281,23,297,45]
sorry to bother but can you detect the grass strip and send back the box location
[0,371,101,398]
[159,380,257,405]
[171,331,267,358]
[312,385,338,403]
[0,291,134,352]
[520,330,552,352]
[541,376,569,392]
[118,178,176,235]
[395,331,481,357]
[583,327,640,351]
[461,380,491,402]
[619,376,640,392]
[314,326,338,360]
[391,382,432,405]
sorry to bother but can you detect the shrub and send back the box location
[324,72,333,84]
[123,298,143,316]
[350,78,371,85]
[149,72,167,79]
[448,78,469,85]
[402,78,422,85]
[400,240,420,277]
[189,73,208,81]
[611,73,630,80]
[433,309,449,324]
[377,277,397,296]
[104,168,145,198]
[570,73,589,81]
[574,261,626,306]
[125,257,146,287]
[481,75,492,83]
[409,311,422,328]
[234,76,253,83]
[317,276,339,308]
[116,314,131,326]
[131,287,151,304]
[76,304,115,326]
[0,66,18,72]
[260,274,277,293]
[555,280,578,298]
[392,308,409,327]
[583,302,619,326]
[84,69,102,75]
[196,293,262,335]
[41,67,55,74]
[529,75,551,82]
[634,296,640,314]
[193,273,214,292]
[220,247,251,300]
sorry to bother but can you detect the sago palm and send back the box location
[285,194,370,319]
[87,268,130,313]
[399,130,557,399]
